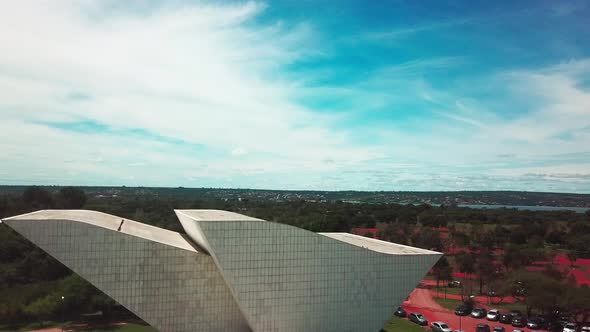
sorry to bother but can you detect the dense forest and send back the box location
[1,186,589,329]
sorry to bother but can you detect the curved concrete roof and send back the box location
[2,210,198,252]
[2,209,441,257]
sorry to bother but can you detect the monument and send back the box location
[2,209,441,332]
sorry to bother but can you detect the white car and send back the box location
[431,322,453,332]
[487,309,500,321]
[563,323,576,332]
[512,329,524,332]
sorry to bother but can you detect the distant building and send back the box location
[2,209,440,332]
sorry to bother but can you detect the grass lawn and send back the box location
[83,323,157,332]
[432,297,529,315]
[433,297,462,311]
[0,322,157,332]
[383,316,427,332]
[94,319,441,332]
[3,319,423,332]
[433,286,463,296]
[0,321,64,332]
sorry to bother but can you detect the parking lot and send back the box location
[400,288,539,332]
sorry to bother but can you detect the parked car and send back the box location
[487,309,500,321]
[581,326,590,332]
[431,321,453,332]
[499,313,513,324]
[395,307,407,317]
[447,280,461,288]
[455,304,473,316]
[409,313,428,326]
[476,324,491,332]
[512,317,527,328]
[509,310,523,318]
[512,330,524,332]
[546,320,563,332]
[527,317,546,330]
[563,323,576,332]
[472,308,487,319]
[448,280,462,288]
[558,318,572,329]
[493,326,506,332]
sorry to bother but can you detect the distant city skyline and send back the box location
[1,1,590,192]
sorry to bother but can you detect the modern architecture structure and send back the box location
[1,209,441,332]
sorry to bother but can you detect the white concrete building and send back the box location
[2,209,441,332]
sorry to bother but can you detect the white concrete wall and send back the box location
[197,220,441,332]
[5,218,251,332]
[4,210,441,332]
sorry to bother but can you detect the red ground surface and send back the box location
[429,291,517,304]
[446,248,505,256]
[528,254,590,287]
[452,272,477,280]
[420,279,518,304]
[552,254,590,267]
[445,252,590,287]
[402,288,534,332]
[351,227,379,239]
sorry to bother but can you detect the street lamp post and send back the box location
[458,282,463,332]
[60,296,65,332]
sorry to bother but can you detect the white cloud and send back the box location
[358,58,590,191]
[0,0,381,187]
[231,148,249,157]
[1,1,589,192]
[492,60,590,143]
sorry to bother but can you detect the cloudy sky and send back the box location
[1,0,590,192]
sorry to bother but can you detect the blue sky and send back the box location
[1,0,590,192]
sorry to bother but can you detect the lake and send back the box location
[458,204,589,213]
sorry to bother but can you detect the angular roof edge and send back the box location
[2,210,199,252]
[174,209,440,257]
[3,209,442,257]
[319,232,442,256]
[174,209,264,222]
